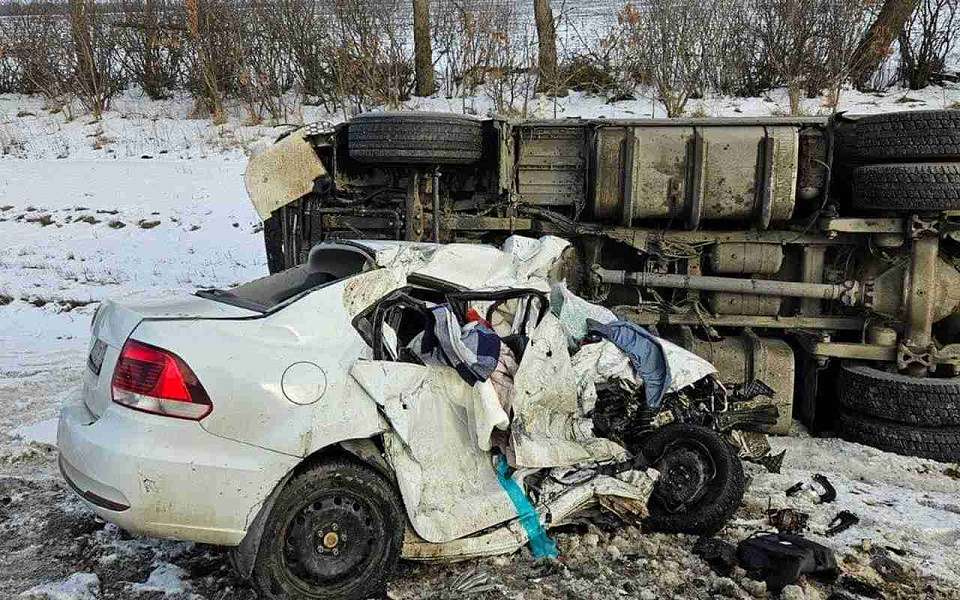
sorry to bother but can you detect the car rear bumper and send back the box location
[57,392,299,546]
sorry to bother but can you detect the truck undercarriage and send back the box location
[246,109,960,460]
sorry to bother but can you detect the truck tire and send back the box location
[348,112,483,165]
[855,110,960,162]
[640,424,745,536]
[839,411,960,463]
[838,363,960,427]
[251,458,404,600]
[852,163,960,212]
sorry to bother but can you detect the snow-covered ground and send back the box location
[2,85,960,599]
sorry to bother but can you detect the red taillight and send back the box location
[111,339,212,420]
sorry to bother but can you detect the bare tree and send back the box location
[849,0,920,88]
[533,0,564,96]
[412,0,434,96]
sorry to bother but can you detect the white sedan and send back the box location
[58,238,742,600]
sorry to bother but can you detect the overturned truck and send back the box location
[246,109,960,461]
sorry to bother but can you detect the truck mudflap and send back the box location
[245,125,329,220]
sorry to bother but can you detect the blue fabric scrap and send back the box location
[586,319,672,409]
[495,455,558,560]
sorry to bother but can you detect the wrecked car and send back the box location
[247,110,960,462]
[58,236,762,599]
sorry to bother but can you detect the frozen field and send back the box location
[2,85,960,599]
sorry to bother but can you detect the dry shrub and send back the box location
[67,0,125,117]
[114,0,186,100]
[484,27,538,116]
[0,3,72,102]
[899,0,960,89]
[619,0,721,117]
[558,15,633,98]
[330,0,413,115]
[432,0,515,97]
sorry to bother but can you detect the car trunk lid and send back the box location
[83,295,258,418]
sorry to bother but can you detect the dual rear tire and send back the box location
[850,110,960,212]
[838,363,960,462]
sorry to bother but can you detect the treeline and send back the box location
[0,0,957,122]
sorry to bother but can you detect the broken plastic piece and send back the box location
[767,507,809,534]
[754,450,787,474]
[495,456,558,560]
[693,536,738,577]
[825,510,859,537]
[813,474,837,504]
[737,532,839,591]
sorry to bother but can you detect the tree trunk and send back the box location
[412,0,434,96]
[849,0,919,89]
[533,0,564,96]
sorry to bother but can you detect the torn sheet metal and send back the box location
[509,313,627,468]
[355,236,569,294]
[245,127,327,219]
[571,340,639,416]
[497,235,571,284]
[401,468,658,562]
[661,337,719,393]
[551,281,617,346]
[349,361,516,543]
[341,268,408,318]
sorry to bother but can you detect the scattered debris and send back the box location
[737,533,839,591]
[107,220,125,229]
[692,537,738,577]
[784,474,837,503]
[448,569,496,596]
[813,474,837,504]
[138,219,161,229]
[825,510,860,537]
[767,507,810,534]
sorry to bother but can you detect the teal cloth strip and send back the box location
[495,455,559,559]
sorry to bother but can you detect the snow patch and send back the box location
[11,417,58,447]
[19,573,100,600]
[131,562,191,595]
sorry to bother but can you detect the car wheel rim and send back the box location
[652,440,717,513]
[281,491,382,589]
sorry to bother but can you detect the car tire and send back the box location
[839,411,960,463]
[640,424,745,536]
[855,110,960,162]
[250,458,405,600]
[348,112,483,165]
[852,163,960,212]
[838,362,960,427]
